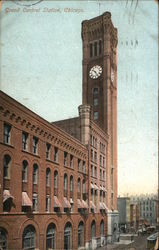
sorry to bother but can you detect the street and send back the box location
[98,235,148,250]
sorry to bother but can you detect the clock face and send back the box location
[89,65,102,79]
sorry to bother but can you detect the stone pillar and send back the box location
[78,105,91,146]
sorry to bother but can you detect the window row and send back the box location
[4,157,86,192]
[3,156,87,213]
[0,220,105,250]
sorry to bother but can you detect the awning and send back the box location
[53,196,62,208]
[22,192,32,207]
[91,183,94,189]
[90,201,96,209]
[100,186,103,191]
[63,197,71,208]
[103,203,108,211]
[3,190,14,203]
[77,199,84,209]
[94,184,98,190]
[103,187,107,192]
[82,200,88,209]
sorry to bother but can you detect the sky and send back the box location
[0,0,158,196]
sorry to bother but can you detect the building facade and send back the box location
[117,197,130,232]
[0,12,118,250]
[138,198,157,225]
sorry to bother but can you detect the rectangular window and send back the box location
[103,170,105,180]
[3,124,11,144]
[94,166,97,178]
[46,195,50,212]
[90,135,93,146]
[46,143,51,159]
[33,194,38,211]
[94,190,97,205]
[100,155,102,166]
[100,169,102,180]
[94,151,97,164]
[78,159,81,171]
[91,165,93,177]
[94,111,98,121]
[33,137,38,154]
[91,189,93,201]
[64,152,67,166]
[22,132,28,150]
[103,157,105,168]
[83,161,85,173]
[95,138,97,148]
[33,166,38,184]
[100,191,102,202]
[91,149,93,161]
[93,98,98,106]
[70,155,73,168]
[54,147,58,162]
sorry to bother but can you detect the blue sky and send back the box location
[0,0,158,195]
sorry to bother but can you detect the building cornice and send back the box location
[0,91,87,159]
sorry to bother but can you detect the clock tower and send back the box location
[82,11,118,135]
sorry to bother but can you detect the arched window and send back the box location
[100,220,104,236]
[64,222,72,250]
[22,225,36,250]
[82,179,85,194]
[94,42,97,56]
[54,171,58,189]
[33,164,38,184]
[46,168,51,187]
[77,178,81,193]
[70,176,73,192]
[93,87,99,95]
[3,155,11,179]
[0,228,7,250]
[91,221,96,239]
[78,222,84,247]
[46,223,56,250]
[22,160,28,182]
[64,174,68,191]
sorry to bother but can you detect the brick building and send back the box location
[0,11,118,249]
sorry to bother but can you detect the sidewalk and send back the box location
[98,239,134,250]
